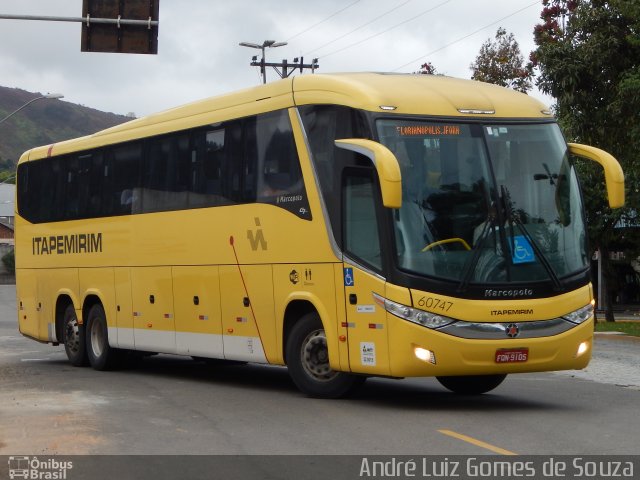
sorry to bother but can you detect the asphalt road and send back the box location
[1,284,639,457]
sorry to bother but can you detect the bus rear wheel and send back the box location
[86,304,121,370]
[286,312,364,399]
[62,304,88,367]
[436,374,507,394]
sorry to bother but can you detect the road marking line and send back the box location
[438,429,518,455]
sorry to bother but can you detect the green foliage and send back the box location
[1,249,14,275]
[594,321,640,337]
[470,27,534,93]
[416,62,438,75]
[0,169,15,184]
[532,0,640,320]
[0,155,15,170]
[0,86,130,165]
[0,155,14,184]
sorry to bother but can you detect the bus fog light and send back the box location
[414,347,436,364]
[576,341,589,357]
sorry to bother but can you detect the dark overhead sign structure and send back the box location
[0,2,159,54]
[81,0,159,54]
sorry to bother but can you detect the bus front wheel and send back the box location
[436,374,507,394]
[286,312,364,398]
[86,304,121,371]
[62,304,88,367]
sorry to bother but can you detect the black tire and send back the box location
[62,304,88,367]
[286,312,365,399]
[85,303,121,371]
[436,374,507,394]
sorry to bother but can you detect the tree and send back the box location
[1,249,14,276]
[416,62,438,75]
[0,155,15,184]
[470,27,533,93]
[0,170,15,184]
[531,0,640,321]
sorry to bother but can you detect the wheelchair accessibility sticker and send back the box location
[344,267,354,286]
[511,235,535,264]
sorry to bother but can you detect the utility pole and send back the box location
[251,56,319,81]
[239,40,287,84]
[239,40,319,83]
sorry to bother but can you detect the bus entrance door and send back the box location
[343,265,391,376]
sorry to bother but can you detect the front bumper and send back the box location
[386,314,593,377]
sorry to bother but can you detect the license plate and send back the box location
[495,348,529,363]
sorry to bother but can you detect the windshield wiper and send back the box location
[457,206,498,293]
[501,185,563,291]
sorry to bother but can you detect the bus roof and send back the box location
[20,73,551,162]
[293,72,550,118]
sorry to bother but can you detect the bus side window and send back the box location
[255,110,303,200]
[64,156,82,220]
[50,158,65,222]
[175,135,191,197]
[190,126,230,208]
[301,105,372,239]
[240,117,257,203]
[75,152,103,220]
[144,136,172,212]
[343,171,382,271]
[16,163,31,222]
[86,152,104,218]
[23,160,54,223]
[110,143,142,215]
[143,133,191,213]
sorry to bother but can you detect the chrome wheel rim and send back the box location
[64,317,81,354]
[90,318,105,358]
[300,329,338,381]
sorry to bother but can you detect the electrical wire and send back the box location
[318,0,453,59]
[391,0,540,71]
[285,0,362,42]
[306,0,413,56]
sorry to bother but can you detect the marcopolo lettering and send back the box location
[276,194,303,204]
[32,233,103,255]
[484,288,534,298]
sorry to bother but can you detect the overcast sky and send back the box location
[0,0,550,117]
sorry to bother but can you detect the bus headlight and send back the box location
[562,304,594,325]
[373,293,454,329]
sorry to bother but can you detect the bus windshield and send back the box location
[376,119,588,286]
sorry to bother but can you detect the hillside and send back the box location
[0,85,131,166]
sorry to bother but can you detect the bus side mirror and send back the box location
[568,143,625,208]
[335,139,402,208]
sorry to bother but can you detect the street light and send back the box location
[0,93,64,126]
[239,40,287,84]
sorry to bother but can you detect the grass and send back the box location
[594,321,640,337]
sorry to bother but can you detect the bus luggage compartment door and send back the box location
[131,267,176,353]
[219,265,274,363]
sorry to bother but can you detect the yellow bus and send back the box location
[15,73,624,398]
